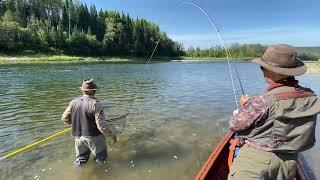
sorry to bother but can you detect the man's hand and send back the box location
[233,109,239,115]
[110,134,118,144]
[240,95,250,107]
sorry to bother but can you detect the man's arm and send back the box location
[229,95,268,132]
[95,102,117,144]
[94,102,113,136]
[62,101,73,125]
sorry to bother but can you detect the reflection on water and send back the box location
[0,61,319,180]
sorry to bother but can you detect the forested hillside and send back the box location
[0,0,184,57]
[0,0,318,60]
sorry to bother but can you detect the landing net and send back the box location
[105,108,130,134]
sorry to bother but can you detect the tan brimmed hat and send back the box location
[252,44,306,76]
[80,79,98,91]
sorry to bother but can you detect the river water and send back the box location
[0,61,319,180]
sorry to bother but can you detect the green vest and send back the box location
[240,85,320,153]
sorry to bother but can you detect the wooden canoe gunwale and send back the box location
[196,131,310,180]
[196,131,233,180]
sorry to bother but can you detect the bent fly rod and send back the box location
[182,1,245,109]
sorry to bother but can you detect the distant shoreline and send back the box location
[0,54,319,73]
[177,56,253,61]
[0,54,254,64]
[0,54,173,64]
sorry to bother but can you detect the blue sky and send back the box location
[82,0,320,49]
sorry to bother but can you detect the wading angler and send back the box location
[62,79,118,166]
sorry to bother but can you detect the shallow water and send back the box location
[0,61,319,180]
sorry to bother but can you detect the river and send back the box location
[0,61,319,180]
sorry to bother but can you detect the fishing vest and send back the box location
[71,96,102,137]
[240,85,320,153]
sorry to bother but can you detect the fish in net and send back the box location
[105,108,130,135]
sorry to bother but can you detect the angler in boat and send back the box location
[62,79,118,166]
[228,44,320,179]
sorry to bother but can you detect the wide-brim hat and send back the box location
[80,79,98,91]
[252,44,306,76]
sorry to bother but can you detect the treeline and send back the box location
[186,44,319,61]
[0,0,184,57]
[185,44,266,59]
[296,47,320,61]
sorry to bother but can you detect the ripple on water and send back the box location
[0,62,319,180]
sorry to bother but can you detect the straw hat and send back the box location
[252,44,306,76]
[80,79,98,91]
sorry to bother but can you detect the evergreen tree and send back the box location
[89,5,98,37]
[15,0,29,27]
[0,0,6,17]
[61,0,69,32]
[96,9,106,41]
[0,0,187,57]
[5,0,15,13]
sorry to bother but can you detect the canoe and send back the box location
[196,131,313,180]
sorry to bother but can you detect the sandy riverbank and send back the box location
[305,61,320,73]
[0,54,176,64]
[0,54,126,64]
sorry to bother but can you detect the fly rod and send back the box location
[182,1,245,109]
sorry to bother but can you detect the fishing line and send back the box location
[226,50,245,96]
[110,29,163,136]
[181,1,245,109]
[147,33,163,63]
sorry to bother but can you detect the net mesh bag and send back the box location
[105,108,130,134]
